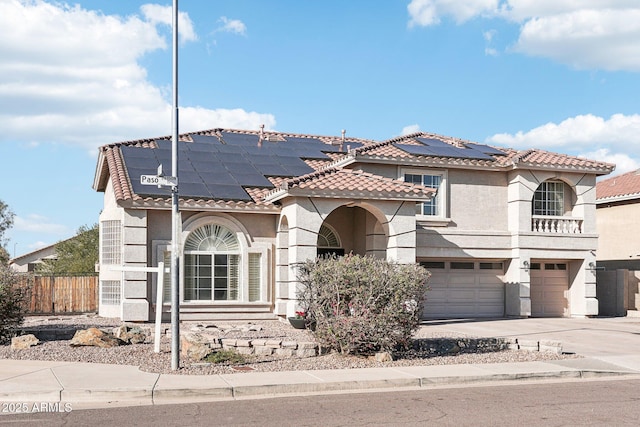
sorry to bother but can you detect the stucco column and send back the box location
[380,201,417,264]
[505,254,531,317]
[570,257,599,317]
[276,201,324,318]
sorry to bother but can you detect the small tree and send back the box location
[297,255,430,355]
[0,199,15,266]
[0,264,32,343]
[37,224,98,275]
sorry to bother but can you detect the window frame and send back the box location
[532,180,565,217]
[401,168,448,221]
[154,217,271,306]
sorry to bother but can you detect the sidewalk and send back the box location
[2,317,640,410]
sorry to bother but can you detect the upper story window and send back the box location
[403,169,447,218]
[101,220,121,265]
[533,181,565,216]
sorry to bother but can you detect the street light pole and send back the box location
[170,0,180,371]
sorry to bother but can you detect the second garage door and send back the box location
[421,261,505,319]
[530,262,569,317]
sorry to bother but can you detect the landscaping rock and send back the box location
[181,332,218,360]
[69,328,125,348]
[113,325,148,344]
[374,351,394,362]
[11,334,40,350]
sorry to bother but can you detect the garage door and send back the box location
[421,261,505,319]
[530,262,568,317]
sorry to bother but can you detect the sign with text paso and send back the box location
[140,175,177,187]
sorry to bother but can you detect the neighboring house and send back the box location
[9,244,58,272]
[92,128,614,322]
[596,169,640,270]
[595,169,640,315]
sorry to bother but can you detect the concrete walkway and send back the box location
[1,317,640,410]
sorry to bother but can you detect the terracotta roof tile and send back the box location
[596,169,640,201]
[266,167,435,201]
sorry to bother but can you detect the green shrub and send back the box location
[204,349,246,364]
[297,255,430,355]
[0,265,32,344]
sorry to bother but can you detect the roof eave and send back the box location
[596,193,640,205]
[92,149,109,192]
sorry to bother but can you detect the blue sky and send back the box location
[2,0,640,256]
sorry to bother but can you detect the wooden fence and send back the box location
[25,275,99,314]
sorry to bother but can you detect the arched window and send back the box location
[317,224,344,257]
[532,181,566,216]
[184,224,240,301]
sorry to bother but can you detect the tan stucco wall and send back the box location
[597,202,640,261]
[447,169,508,230]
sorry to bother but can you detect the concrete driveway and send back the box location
[421,316,640,371]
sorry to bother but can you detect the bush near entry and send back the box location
[297,255,430,356]
[0,264,32,344]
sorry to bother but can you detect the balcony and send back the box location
[531,215,583,234]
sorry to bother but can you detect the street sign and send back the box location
[140,175,177,187]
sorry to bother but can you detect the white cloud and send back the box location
[486,113,640,175]
[0,1,273,152]
[140,3,198,44]
[14,214,70,236]
[216,16,247,36]
[513,9,640,71]
[580,148,639,176]
[408,1,640,71]
[408,0,499,27]
[401,124,421,135]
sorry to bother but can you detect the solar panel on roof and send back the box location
[179,171,202,183]
[282,164,314,176]
[216,144,245,154]
[220,132,260,146]
[123,155,158,169]
[120,145,153,158]
[216,152,247,163]
[292,147,330,159]
[415,137,452,148]
[464,142,506,156]
[190,134,221,144]
[393,143,494,160]
[254,163,289,176]
[198,171,238,185]
[186,142,219,153]
[230,171,273,187]
[208,184,252,201]
[282,136,325,146]
[190,160,224,172]
[155,139,171,149]
[179,183,213,198]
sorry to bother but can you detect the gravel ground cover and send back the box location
[0,315,578,375]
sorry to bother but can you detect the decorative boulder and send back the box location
[181,332,219,360]
[70,327,124,348]
[113,325,148,344]
[11,334,40,350]
[374,351,394,362]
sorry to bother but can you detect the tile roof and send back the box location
[264,167,435,202]
[354,133,615,174]
[94,128,615,211]
[596,169,640,202]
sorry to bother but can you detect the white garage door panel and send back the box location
[422,269,504,319]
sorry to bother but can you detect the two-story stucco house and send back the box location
[92,128,614,322]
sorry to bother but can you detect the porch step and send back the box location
[626,310,640,318]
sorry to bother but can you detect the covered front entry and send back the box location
[530,262,569,317]
[420,260,505,319]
